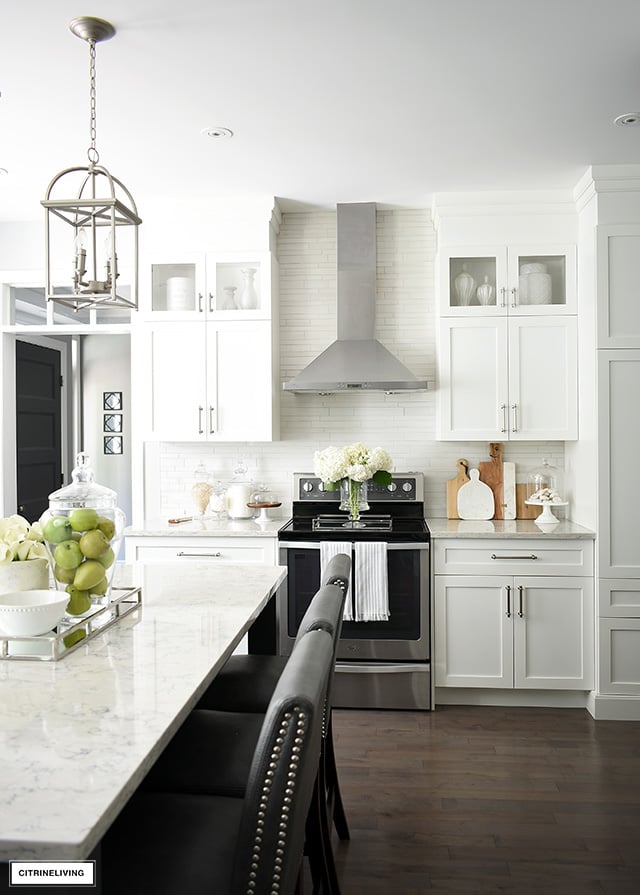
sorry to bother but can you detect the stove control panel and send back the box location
[293,473,424,502]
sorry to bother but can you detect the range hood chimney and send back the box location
[282,202,428,393]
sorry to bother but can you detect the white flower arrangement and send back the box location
[0,515,48,565]
[313,442,393,489]
[529,487,563,504]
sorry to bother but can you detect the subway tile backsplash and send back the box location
[156,209,564,520]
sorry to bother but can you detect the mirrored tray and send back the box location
[0,585,141,661]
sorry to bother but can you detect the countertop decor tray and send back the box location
[0,586,142,661]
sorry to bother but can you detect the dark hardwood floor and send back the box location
[331,705,640,895]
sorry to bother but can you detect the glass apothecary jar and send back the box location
[525,458,567,521]
[39,452,125,612]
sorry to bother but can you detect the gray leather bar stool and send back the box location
[101,628,334,895]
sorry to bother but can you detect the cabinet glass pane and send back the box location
[214,261,261,312]
[517,255,566,307]
[151,263,197,312]
[449,257,497,308]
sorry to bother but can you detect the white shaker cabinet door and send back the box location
[146,322,207,440]
[508,317,578,440]
[437,318,508,440]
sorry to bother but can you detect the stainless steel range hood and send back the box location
[283,203,428,393]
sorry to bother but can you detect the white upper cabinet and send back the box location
[439,245,577,316]
[597,225,640,348]
[140,251,273,321]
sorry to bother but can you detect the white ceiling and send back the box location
[2,0,640,222]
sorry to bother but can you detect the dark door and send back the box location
[15,340,62,520]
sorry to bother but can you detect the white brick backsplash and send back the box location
[158,209,564,520]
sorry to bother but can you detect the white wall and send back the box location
[154,209,564,520]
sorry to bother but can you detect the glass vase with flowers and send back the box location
[313,442,393,527]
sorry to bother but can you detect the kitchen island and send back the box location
[0,561,286,862]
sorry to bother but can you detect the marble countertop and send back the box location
[125,518,284,538]
[426,517,595,539]
[0,561,286,861]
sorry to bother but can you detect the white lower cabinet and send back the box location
[434,538,594,692]
[598,579,640,695]
[125,536,277,565]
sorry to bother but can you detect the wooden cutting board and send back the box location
[446,458,470,519]
[478,442,504,520]
[516,484,539,519]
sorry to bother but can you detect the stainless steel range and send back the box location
[277,473,431,710]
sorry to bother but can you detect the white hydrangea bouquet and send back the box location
[313,442,393,523]
[0,515,48,564]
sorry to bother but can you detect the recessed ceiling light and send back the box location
[200,126,233,139]
[614,113,640,127]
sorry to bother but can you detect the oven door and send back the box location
[278,541,430,662]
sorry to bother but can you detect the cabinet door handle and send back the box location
[491,553,538,560]
[500,403,508,433]
[198,292,204,313]
[511,403,519,432]
[500,287,507,308]
[511,286,518,308]
[177,551,222,558]
[198,405,204,434]
[208,405,216,434]
[505,584,511,618]
[208,292,214,313]
[517,584,524,618]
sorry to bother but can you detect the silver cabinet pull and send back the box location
[500,286,507,308]
[500,403,508,433]
[511,286,518,308]
[511,403,519,432]
[208,405,216,434]
[198,405,204,434]
[517,584,524,618]
[177,551,222,558]
[208,292,214,313]
[198,292,204,313]
[505,584,511,618]
[491,553,538,560]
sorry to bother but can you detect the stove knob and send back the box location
[387,483,397,492]
[302,482,313,492]
[318,482,325,491]
[402,482,413,492]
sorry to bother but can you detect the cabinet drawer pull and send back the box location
[500,403,508,433]
[198,405,204,434]
[198,292,204,313]
[177,551,222,558]
[208,292,214,313]
[511,286,518,308]
[517,584,524,618]
[490,553,538,560]
[209,405,216,434]
[500,286,507,308]
[511,403,519,432]
[505,584,511,618]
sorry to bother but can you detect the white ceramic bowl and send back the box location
[0,590,69,637]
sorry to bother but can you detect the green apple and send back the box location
[54,563,76,584]
[63,629,86,649]
[97,547,115,569]
[54,539,83,570]
[69,508,99,532]
[65,585,91,616]
[90,576,108,596]
[79,529,110,559]
[42,516,72,544]
[96,515,115,540]
[73,559,105,591]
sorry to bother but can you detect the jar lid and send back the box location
[48,452,118,510]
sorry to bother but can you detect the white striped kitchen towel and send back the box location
[320,541,353,620]
[354,542,389,622]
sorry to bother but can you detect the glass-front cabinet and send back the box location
[142,251,273,320]
[440,245,576,316]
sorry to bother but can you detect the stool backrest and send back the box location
[232,628,333,895]
[321,552,351,596]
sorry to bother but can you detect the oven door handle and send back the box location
[336,662,428,673]
[278,541,430,551]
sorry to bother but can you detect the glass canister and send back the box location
[526,458,566,507]
[39,452,125,613]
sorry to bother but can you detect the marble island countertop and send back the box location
[125,518,285,538]
[426,517,595,539]
[0,561,286,862]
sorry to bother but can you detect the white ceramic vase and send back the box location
[0,558,49,595]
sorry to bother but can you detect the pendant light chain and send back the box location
[88,39,99,166]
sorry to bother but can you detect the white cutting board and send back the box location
[457,468,495,520]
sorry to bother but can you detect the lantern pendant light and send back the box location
[42,16,141,312]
